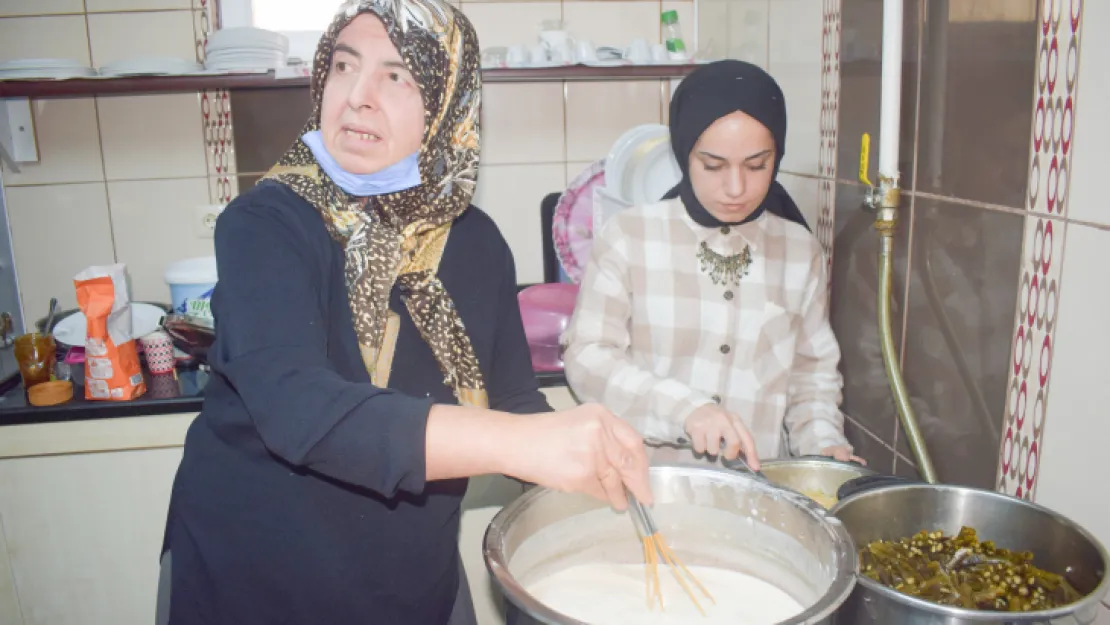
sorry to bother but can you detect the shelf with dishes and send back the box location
[0,64,696,98]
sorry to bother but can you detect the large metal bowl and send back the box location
[829,484,1110,624]
[484,463,858,624]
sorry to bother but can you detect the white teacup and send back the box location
[529,44,549,66]
[575,40,598,64]
[650,43,669,64]
[506,45,527,67]
[624,38,651,64]
[550,42,576,65]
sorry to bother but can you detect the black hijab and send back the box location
[662,60,810,231]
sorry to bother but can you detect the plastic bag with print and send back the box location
[74,264,146,401]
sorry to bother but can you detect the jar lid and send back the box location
[661,9,679,24]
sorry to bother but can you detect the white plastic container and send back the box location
[164,256,218,319]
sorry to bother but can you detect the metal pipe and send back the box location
[878,0,904,178]
[872,0,937,483]
[923,0,949,188]
[877,228,937,483]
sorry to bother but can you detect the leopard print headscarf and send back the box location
[263,0,487,408]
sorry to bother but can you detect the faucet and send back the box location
[859,133,938,484]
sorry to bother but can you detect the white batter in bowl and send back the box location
[485,464,858,625]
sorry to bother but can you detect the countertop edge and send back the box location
[0,371,569,427]
[0,412,197,459]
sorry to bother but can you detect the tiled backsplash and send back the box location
[0,0,222,319]
[0,0,714,319]
[1,0,842,320]
[5,0,1109,551]
[823,0,1110,556]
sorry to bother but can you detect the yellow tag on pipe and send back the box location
[859,133,872,186]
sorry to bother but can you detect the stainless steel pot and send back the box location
[484,463,857,624]
[757,456,876,507]
[829,484,1109,624]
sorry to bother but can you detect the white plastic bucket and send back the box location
[165,256,218,319]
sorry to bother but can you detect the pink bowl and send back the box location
[518,284,580,371]
[518,283,579,315]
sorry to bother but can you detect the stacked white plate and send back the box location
[204,27,289,72]
[98,56,204,77]
[0,58,97,80]
[605,124,682,205]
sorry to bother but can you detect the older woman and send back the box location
[563,61,863,469]
[159,2,651,623]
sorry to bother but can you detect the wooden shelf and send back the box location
[0,64,696,98]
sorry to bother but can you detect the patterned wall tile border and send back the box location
[194,0,237,204]
[818,0,842,290]
[997,0,1082,501]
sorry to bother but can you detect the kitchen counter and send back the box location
[0,366,569,426]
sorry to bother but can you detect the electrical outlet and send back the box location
[195,204,225,239]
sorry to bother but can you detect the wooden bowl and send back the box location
[28,380,74,407]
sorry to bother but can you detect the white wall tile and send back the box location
[565,81,662,162]
[563,1,661,48]
[768,0,821,65]
[696,0,769,65]
[107,178,214,303]
[0,0,84,17]
[461,2,561,49]
[86,0,192,12]
[0,15,91,65]
[695,0,729,60]
[87,10,198,67]
[0,99,104,186]
[97,94,208,180]
[473,164,565,284]
[727,0,770,67]
[1066,0,1110,227]
[777,172,819,230]
[481,83,565,165]
[768,0,822,176]
[1035,223,1110,553]
[5,183,116,318]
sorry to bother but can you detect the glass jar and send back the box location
[661,10,689,61]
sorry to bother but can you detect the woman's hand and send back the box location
[683,405,759,470]
[820,445,867,466]
[506,404,653,511]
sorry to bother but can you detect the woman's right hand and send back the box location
[683,404,760,470]
[506,404,653,511]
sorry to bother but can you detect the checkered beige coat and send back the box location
[562,199,851,459]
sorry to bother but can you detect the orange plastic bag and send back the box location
[74,264,146,401]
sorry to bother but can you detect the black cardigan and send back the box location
[163,181,551,624]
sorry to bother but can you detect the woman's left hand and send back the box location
[820,445,867,466]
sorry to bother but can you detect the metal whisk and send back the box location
[626,492,715,615]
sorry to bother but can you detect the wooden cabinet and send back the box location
[0,385,580,625]
[0,446,183,625]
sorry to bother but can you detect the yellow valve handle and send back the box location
[859,133,872,187]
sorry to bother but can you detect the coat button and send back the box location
[724,290,734,300]
[720,344,731,354]
[720,226,731,235]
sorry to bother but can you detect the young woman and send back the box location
[159,2,651,623]
[563,60,863,469]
